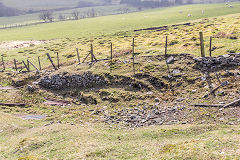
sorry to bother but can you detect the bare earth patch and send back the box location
[0,40,49,49]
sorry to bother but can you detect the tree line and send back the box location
[38,8,97,23]
[119,0,235,8]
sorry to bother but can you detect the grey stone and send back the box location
[155,98,160,102]
[166,56,175,64]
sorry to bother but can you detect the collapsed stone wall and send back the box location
[194,53,240,72]
[39,72,107,90]
[39,53,240,91]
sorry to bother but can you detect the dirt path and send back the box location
[0,40,49,49]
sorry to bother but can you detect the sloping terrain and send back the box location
[0,5,239,160]
[1,112,240,159]
[0,52,239,159]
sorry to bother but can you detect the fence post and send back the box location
[110,42,113,72]
[1,56,5,71]
[199,32,205,57]
[57,52,60,69]
[76,48,80,63]
[14,59,17,71]
[27,60,30,71]
[22,60,30,72]
[132,38,135,75]
[38,56,41,70]
[91,44,94,62]
[27,59,40,72]
[46,53,57,70]
[209,36,212,57]
[165,36,168,56]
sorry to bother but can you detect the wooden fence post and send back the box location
[199,32,205,57]
[27,59,40,72]
[57,52,60,69]
[165,36,168,56]
[38,56,41,70]
[90,44,94,62]
[110,42,113,63]
[110,42,113,72]
[209,36,212,57]
[76,48,80,63]
[14,59,17,71]
[2,56,5,71]
[27,60,30,70]
[46,53,58,70]
[22,60,30,72]
[132,38,135,75]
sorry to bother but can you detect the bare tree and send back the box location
[58,13,65,21]
[87,8,96,18]
[39,11,54,22]
[72,11,80,20]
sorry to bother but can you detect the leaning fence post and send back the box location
[199,32,205,57]
[38,56,41,70]
[27,59,40,72]
[76,48,80,63]
[46,53,57,70]
[14,59,17,71]
[165,36,168,56]
[56,52,60,69]
[209,36,212,57]
[132,38,135,75]
[22,60,30,72]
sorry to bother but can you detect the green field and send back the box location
[0,2,239,41]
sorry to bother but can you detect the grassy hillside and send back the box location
[0,2,239,41]
[0,2,239,160]
[1,113,240,159]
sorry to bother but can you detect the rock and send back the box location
[219,118,224,121]
[12,80,25,87]
[146,91,153,95]
[223,71,234,77]
[153,118,163,124]
[166,56,174,64]
[219,108,224,111]
[181,121,187,124]
[192,90,197,93]
[26,85,36,93]
[172,69,181,75]
[176,98,185,102]
[216,91,225,96]
[155,98,160,102]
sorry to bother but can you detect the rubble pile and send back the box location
[194,53,240,71]
[104,106,187,127]
[39,72,107,90]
